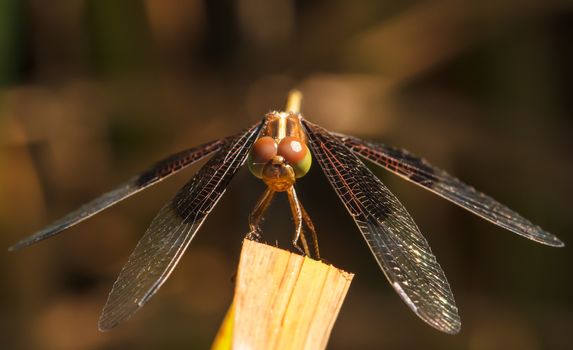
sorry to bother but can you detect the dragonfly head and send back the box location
[248,135,312,192]
[260,156,296,192]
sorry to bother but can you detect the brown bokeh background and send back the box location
[1,1,572,349]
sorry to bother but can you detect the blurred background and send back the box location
[1,0,572,349]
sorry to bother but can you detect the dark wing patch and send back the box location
[9,138,227,251]
[337,133,563,247]
[98,121,264,330]
[304,120,461,334]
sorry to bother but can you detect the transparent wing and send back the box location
[303,120,460,334]
[9,138,231,251]
[98,121,264,331]
[337,133,563,247]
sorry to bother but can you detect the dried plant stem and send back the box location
[212,239,353,350]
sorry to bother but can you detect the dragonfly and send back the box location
[10,90,563,334]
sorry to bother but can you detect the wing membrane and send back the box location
[9,138,230,251]
[98,121,264,330]
[303,120,460,334]
[337,134,563,247]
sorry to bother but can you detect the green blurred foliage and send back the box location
[0,0,25,87]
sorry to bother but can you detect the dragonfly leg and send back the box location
[300,204,320,260]
[247,188,275,241]
[287,187,311,256]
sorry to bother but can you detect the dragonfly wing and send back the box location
[98,121,264,330]
[303,120,460,334]
[337,133,563,247]
[9,137,231,251]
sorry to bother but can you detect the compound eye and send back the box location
[251,136,277,163]
[277,136,311,178]
[248,136,277,178]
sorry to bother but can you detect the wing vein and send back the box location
[336,133,563,247]
[97,121,265,330]
[303,120,460,334]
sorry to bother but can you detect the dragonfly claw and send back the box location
[246,229,262,241]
